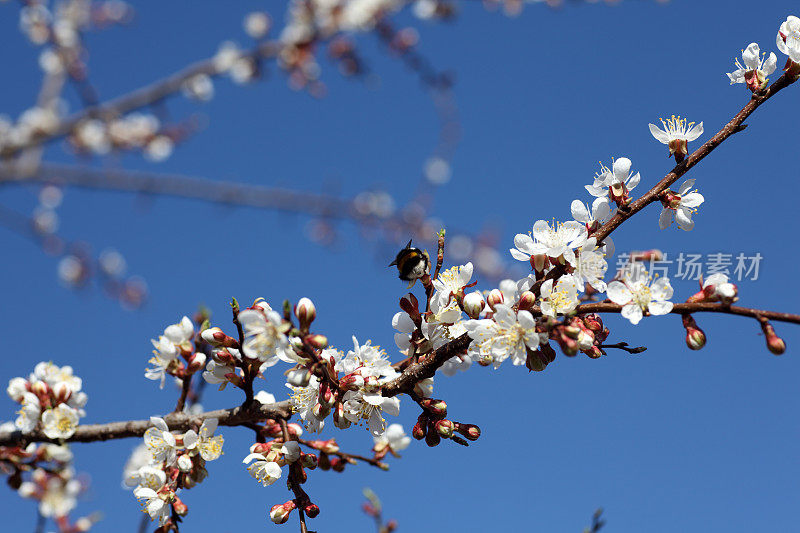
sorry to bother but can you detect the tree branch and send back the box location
[0,400,292,447]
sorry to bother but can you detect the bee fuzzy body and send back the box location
[389,239,430,283]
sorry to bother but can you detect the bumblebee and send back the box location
[389,239,430,286]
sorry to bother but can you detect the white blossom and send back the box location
[649,115,703,158]
[658,179,705,231]
[41,404,79,439]
[183,418,224,461]
[430,262,473,323]
[777,16,800,63]
[144,417,178,465]
[342,390,400,436]
[238,308,294,364]
[539,275,580,317]
[243,453,282,486]
[465,304,540,368]
[511,220,588,266]
[373,423,411,453]
[607,266,674,325]
[727,43,777,87]
[134,486,171,525]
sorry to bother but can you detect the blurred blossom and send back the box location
[214,41,241,72]
[120,276,148,310]
[448,235,474,261]
[424,156,451,185]
[39,185,63,209]
[231,58,257,84]
[32,207,59,235]
[244,12,271,38]
[58,255,86,286]
[38,49,64,74]
[99,248,127,277]
[183,74,215,102]
[144,135,174,162]
[74,120,111,154]
[475,246,503,277]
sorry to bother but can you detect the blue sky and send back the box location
[1,1,799,531]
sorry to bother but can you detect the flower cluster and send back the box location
[127,416,224,525]
[146,316,204,389]
[7,362,87,439]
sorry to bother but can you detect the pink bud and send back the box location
[463,291,486,319]
[420,398,447,418]
[173,497,188,516]
[517,290,536,312]
[486,289,504,309]
[187,352,206,373]
[295,297,316,330]
[270,501,296,524]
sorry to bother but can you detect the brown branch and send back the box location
[570,302,800,324]
[382,301,800,396]
[593,73,797,245]
[0,400,292,447]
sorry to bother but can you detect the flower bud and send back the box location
[31,380,49,397]
[558,336,579,357]
[463,291,486,319]
[486,289,504,310]
[585,346,603,359]
[173,497,189,517]
[525,348,548,372]
[304,503,320,518]
[434,419,454,438]
[530,253,549,273]
[424,429,441,447]
[761,321,786,355]
[333,403,351,429]
[187,352,206,373]
[517,290,536,312]
[682,314,706,351]
[339,372,365,391]
[583,314,603,333]
[412,416,427,440]
[399,293,422,323]
[420,398,447,418]
[177,454,193,472]
[318,452,331,470]
[301,453,318,469]
[456,423,481,441]
[305,334,328,349]
[53,382,71,404]
[200,327,237,348]
[330,457,345,472]
[270,501,296,524]
[295,297,316,330]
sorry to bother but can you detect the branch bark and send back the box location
[0,400,292,447]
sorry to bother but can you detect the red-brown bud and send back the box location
[456,423,481,441]
[517,290,536,312]
[304,503,320,518]
[420,398,447,418]
[424,429,441,447]
[761,321,786,355]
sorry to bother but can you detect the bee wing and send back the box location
[389,259,398,267]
